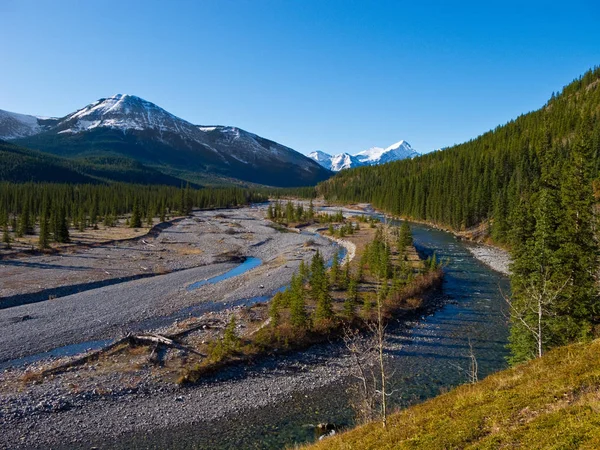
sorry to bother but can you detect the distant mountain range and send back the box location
[0,95,332,187]
[309,140,419,171]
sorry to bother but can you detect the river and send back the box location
[109,220,511,449]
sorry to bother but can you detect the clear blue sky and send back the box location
[1,0,599,155]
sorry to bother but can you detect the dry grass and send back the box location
[304,339,600,450]
[175,246,203,256]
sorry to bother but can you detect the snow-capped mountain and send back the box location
[330,153,361,171]
[309,140,419,171]
[55,94,199,136]
[3,95,332,187]
[308,150,333,166]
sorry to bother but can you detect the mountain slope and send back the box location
[309,140,419,171]
[0,140,96,184]
[6,95,331,187]
[0,140,194,186]
[306,339,600,449]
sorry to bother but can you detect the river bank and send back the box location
[465,244,511,276]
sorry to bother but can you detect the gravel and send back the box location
[0,206,337,363]
[0,205,352,449]
[0,337,355,450]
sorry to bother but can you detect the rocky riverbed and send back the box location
[0,206,339,363]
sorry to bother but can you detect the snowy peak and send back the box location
[57,94,196,136]
[356,140,418,164]
[330,153,360,171]
[309,140,419,171]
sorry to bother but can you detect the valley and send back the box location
[0,202,511,449]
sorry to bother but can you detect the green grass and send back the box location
[305,339,600,449]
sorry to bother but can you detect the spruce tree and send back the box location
[289,274,308,329]
[2,225,11,249]
[130,200,142,228]
[38,203,50,250]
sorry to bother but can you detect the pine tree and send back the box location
[53,205,70,243]
[289,274,308,329]
[330,252,340,288]
[38,202,50,250]
[344,277,359,318]
[2,225,11,249]
[223,315,240,352]
[130,200,142,228]
[398,222,412,251]
[313,289,333,323]
[308,199,315,220]
[146,206,153,227]
[159,201,166,222]
[17,203,32,237]
[269,293,282,327]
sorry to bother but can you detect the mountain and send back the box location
[3,95,331,187]
[309,140,419,171]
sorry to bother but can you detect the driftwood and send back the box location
[37,333,205,377]
[167,318,225,339]
[129,333,206,357]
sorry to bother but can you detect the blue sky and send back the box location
[1,0,599,155]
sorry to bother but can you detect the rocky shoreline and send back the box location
[465,244,511,276]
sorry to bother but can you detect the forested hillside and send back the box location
[0,140,193,186]
[318,67,600,243]
[318,67,600,363]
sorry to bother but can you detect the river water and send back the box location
[114,221,511,449]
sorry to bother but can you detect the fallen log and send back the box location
[36,333,205,378]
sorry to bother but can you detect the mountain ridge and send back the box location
[1,95,332,187]
[309,140,419,171]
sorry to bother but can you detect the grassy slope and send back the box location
[306,339,600,449]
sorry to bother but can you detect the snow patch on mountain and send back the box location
[309,140,419,171]
[0,110,44,140]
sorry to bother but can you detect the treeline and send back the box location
[261,186,317,199]
[0,182,267,243]
[316,67,600,364]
